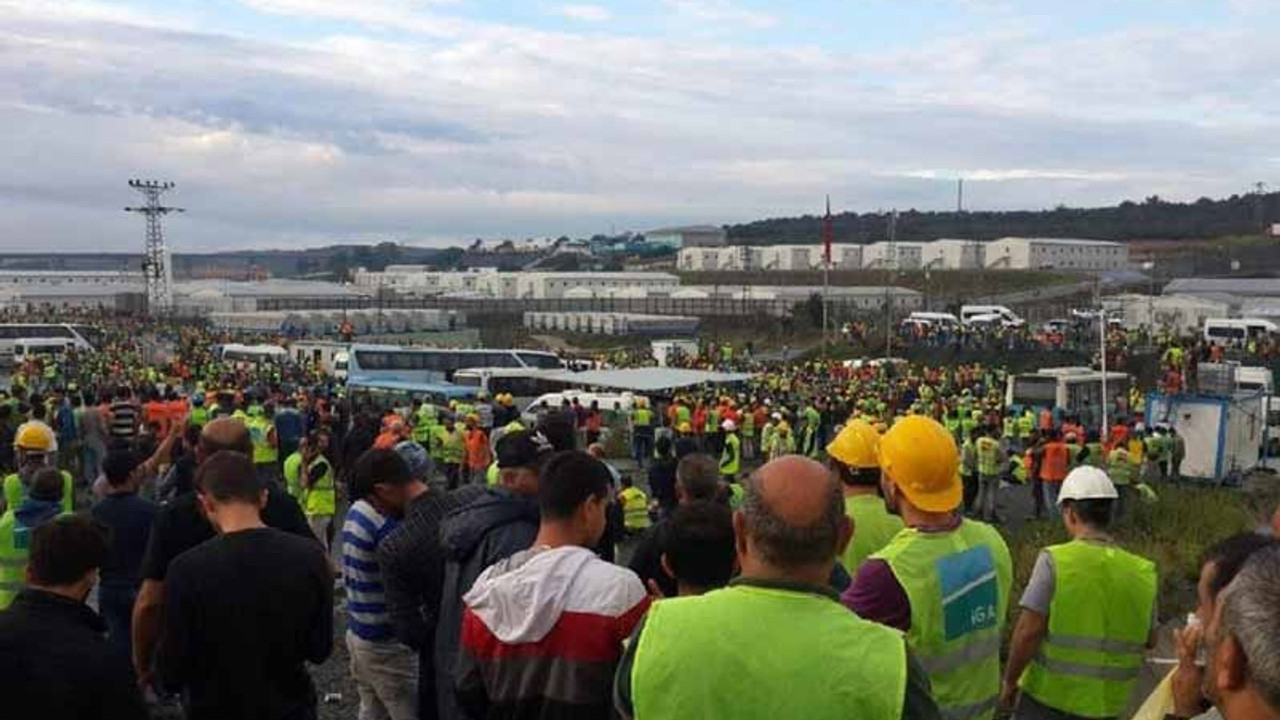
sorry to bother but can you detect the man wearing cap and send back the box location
[827,420,903,574]
[379,440,486,719]
[844,415,1012,720]
[434,430,553,720]
[0,468,68,609]
[719,419,741,482]
[1001,467,1157,720]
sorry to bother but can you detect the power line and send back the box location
[124,179,183,315]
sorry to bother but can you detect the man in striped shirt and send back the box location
[343,449,421,720]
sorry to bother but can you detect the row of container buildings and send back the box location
[678,237,1128,272]
[523,312,700,336]
[209,308,463,336]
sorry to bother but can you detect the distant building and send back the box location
[351,268,679,300]
[1270,223,1280,238]
[922,239,985,270]
[0,270,144,288]
[984,238,1126,270]
[646,225,727,249]
[1164,277,1280,299]
[863,242,924,270]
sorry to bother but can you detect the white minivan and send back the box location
[960,305,1025,328]
[1203,318,1277,347]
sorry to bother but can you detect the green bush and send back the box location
[999,481,1279,625]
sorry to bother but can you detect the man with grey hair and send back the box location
[1197,544,1280,720]
[628,453,724,598]
[615,456,940,720]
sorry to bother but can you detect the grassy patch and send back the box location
[1000,481,1279,625]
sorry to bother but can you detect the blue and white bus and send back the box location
[346,345,565,384]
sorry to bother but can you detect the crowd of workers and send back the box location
[0,314,1277,720]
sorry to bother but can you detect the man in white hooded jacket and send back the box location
[455,451,650,720]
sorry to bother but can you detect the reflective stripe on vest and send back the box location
[1018,540,1156,718]
[632,584,907,720]
[874,521,1012,720]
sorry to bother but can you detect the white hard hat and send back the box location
[721,419,737,432]
[1058,466,1118,505]
[1133,423,1145,433]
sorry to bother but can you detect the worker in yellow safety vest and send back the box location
[719,420,741,481]
[974,427,1003,523]
[619,456,938,720]
[617,475,651,533]
[1001,467,1156,720]
[844,415,1013,720]
[0,468,70,608]
[826,420,904,574]
[3,424,73,516]
[298,431,336,551]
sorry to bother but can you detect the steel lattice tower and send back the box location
[125,179,183,315]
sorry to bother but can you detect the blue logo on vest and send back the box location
[936,545,998,641]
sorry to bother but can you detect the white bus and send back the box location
[12,338,77,363]
[452,368,574,407]
[1005,367,1131,416]
[218,344,289,369]
[347,345,565,383]
[1203,318,1277,347]
[0,323,94,362]
[290,341,350,377]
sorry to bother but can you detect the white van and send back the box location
[12,338,76,362]
[902,312,960,330]
[1203,318,1277,347]
[521,390,648,427]
[1236,366,1275,395]
[961,305,1025,328]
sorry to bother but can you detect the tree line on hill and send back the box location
[725,191,1280,244]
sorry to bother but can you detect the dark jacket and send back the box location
[0,589,147,720]
[434,488,540,720]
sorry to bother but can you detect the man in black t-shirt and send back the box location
[132,418,313,693]
[157,451,332,720]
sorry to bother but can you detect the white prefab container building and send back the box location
[984,238,1127,271]
[522,312,699,336]
[1145,392,1265,482]
[862,242,924,270]
[922,240,986,270]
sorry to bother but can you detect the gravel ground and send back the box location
[315,608,359,720]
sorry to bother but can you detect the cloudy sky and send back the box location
[1,0,1278,251]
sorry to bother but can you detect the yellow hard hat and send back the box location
[677,422,693,434]
[879,415,960,513]
[827,420,880,469]
[15,424,55,453]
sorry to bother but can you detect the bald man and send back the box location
[131,417,314,693]
[615,457,941,720]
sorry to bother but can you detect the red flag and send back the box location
[822,195,833,265]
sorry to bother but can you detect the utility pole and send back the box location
[822,195,833,356]
[125,180,182,315]
[884,209,898,363]
[957,178,964,213]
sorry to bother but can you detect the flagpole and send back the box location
[822,195,832,357]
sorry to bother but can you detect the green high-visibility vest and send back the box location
[302,458,335,517]
[1108,450,1132,486]
[633,408,653,428]
[675,405,691,426]
[1019,540,1156,719]
[841,494,905,574]
[944,416,961,438]
[1002,417,1015,439]
[1011,456,1027,483]
[413,405,438,443]
[631,583,907,720]
[1065,443,1082,470]
[1085,443,1105,469]
[976,437,1001,476]
[0,508,70,609]
[283,452,304,500]
[247,417,277,465]
[728,483,744,510]
[436,427,464,464]
[3,472,74,515]
[740,412,755,437]
[620,486,651,531]
[719,433,741,476]
[874,520,1013,720]
[1017,414,1034,439]
[189,406,209,427]
[486,462,500,486]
